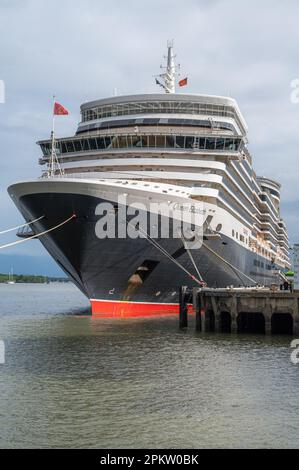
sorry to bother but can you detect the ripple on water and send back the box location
[0,283,298,448]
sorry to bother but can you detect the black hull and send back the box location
[12,189,280,314]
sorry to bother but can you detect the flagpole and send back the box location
[52,94,55,138]
[50,95,56,177]
[48,97,68,177]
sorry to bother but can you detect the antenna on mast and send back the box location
[155,40,180,94]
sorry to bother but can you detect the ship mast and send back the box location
[156,40,179,94]
[48,96,64,178]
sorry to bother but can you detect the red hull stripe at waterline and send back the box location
[90,299,194,317]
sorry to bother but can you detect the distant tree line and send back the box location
[0,273,69,283]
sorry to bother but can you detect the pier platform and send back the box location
[180,286,299,335]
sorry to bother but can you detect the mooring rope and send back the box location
[0,215,45,235]
[181,236,204,283]
[127,217,257,286]
[202,241,257,285]
[0,214,76,250]
[125,219,255,286]
[126,219,204,286]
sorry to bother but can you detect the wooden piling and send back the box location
[194,291,203,332]
[179,286,188,328]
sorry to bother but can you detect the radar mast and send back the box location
[155,40,180,94]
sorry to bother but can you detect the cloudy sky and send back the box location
[0,0,299,273]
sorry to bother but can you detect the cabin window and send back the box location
[225,139,234,150]
[206,137,216,150]
[216,138,225,150]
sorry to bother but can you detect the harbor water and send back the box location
[0,283,298,449]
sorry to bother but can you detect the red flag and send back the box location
[179,77,188,87]
[54,101,69,115]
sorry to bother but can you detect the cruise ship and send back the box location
[8,43,291,316]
